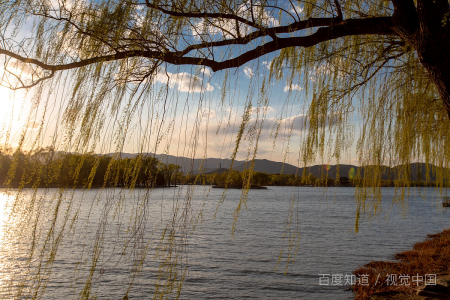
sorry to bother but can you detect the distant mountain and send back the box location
[302,164,358,179]
[303,163,440,181]
[234,159,301,174]
[111,153,443,181]
[389,163,439,182]
[113,153,302,174]
[154,155,245,174]
[111,153,245,174]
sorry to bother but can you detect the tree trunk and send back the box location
[421,58,450,120]
[394,0,450,119]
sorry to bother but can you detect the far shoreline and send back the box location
[0,184,441,189]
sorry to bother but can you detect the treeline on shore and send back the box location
[201,170,435,188]
[0,148,437,189]
[0,148,182,188]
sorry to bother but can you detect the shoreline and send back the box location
[352,229,450,299]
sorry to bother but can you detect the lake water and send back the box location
[0,186,449,299]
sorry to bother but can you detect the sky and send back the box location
[111,58,359,166]
[0,60,360,167]
[0,51,361,167]
[0,1,361,167]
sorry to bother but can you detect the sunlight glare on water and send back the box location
[0,191,16,294]
[0,191,8,239]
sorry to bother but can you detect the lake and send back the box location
[0,186,449,299]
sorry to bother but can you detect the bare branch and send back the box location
[144,0,267,31]
[10,71,55,90]
[333,0,343,20]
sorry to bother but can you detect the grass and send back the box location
[352,229,450,299]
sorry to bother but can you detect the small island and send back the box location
[212,184,267,189]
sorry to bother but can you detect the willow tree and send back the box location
[0,0,449,298]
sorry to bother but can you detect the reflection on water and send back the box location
[0,187,448,299]
[0,192,9,289]
[0,191,25,296]
[0,192,8,240]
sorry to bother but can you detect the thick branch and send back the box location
[1,17,395,80]
[333,0,343,20]
[391,0,419,35]
[179,17,342,56]
[191,17,395,71]
[0,48,148,71]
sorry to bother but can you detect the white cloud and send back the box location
[116,66,214,92]
[201,108,217,119]
[349,158,360,166]
[47,0,75,12]
[155,68,214,92]
[23,120,41,131]
[243,66,254,78]
[192,18,238,39]
[309,59,345,81]
[201,67,212,76]
[250,106,275,116]
[262,60,277,71]
[283,84,303,92]
[276,114,308,131]
[289,5,304,15]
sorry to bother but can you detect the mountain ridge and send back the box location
[114,153,441,181]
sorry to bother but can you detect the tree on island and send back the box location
[1,0,450,298]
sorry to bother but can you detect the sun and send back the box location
[0,86,28,146]
[0,86,27,117]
